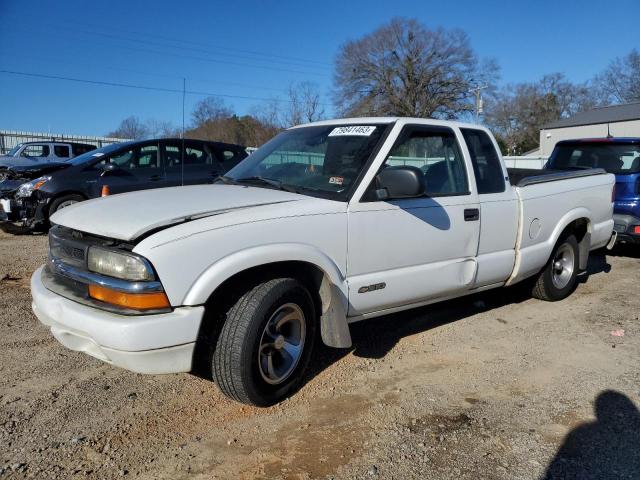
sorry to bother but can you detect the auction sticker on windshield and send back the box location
[328,126,376,137]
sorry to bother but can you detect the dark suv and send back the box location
[0,138,247,229]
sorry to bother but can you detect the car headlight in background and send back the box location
[16,176,50,198]
[87,247,155,281]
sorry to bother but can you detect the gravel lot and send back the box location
[1,227,639,479]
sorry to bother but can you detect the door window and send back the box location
[164,144,213,169]
[54,145,70,158]
[21,145,50,157]
[381,127,468,196]
[103,145,160,172]
[461,129,506,194]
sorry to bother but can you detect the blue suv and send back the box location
[546,138,640,244]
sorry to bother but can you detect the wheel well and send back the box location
[191,261,327,378]
[558,217,591,270]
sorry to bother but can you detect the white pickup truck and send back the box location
[31,118,616,406]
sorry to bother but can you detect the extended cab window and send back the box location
[382,126,468,196]
[461,129,506,194]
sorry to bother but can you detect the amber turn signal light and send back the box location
[88,284,170,310]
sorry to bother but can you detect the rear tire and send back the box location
[532,234,579,301]
[211,278,316,406]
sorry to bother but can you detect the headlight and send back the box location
[87,247,155,281]
[16,176,50,198]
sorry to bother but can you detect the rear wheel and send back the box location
[532,234,580,301]
[211,278,316,406]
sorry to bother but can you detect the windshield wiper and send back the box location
[235,176,300,193]
[217,175,239,185]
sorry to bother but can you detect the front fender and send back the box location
[182,242,346,305]
[182,243,352,348]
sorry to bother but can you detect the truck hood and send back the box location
[50,184,327,241]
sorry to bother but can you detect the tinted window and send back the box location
[461,129,506,194]
[383,127,468,196]
[102,145,160,172]
[548,143,640,174]
[164,143,212,169]
[21,145,50,157]
[54,145,70,158]
[72,144,96,156]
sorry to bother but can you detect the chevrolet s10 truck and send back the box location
[31,118,616,406]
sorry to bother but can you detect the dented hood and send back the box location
[50,184,308,241]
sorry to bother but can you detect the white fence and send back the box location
[503,156,548,170]
[0,130,129,155]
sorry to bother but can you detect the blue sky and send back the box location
[0,0,637,136]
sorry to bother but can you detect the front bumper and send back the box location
[31,266,205,374]
[0,195,48,226]
[613,213,640,244]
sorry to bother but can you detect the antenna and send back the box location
[606,123,613,139]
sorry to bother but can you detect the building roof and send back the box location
[543,101,640,129]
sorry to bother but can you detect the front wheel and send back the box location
[211,278,316,406]
[49,194,84,216]
[532,234,580,301]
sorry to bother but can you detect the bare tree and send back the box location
[191,96,233,128]
[333,17,498,118]
[283,82,325,127]
[485,74,599,154]
[146,119,179,138]
[107,116,149,140]
[595,49,640,104]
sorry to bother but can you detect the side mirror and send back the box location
[99,163,118,176]
[374,166,424,200]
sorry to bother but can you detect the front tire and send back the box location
[212,278,316,406]
[49,194,84,216]
[532,234,580,301]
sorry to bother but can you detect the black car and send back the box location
[0,138,247,230]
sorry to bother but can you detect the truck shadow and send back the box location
[542,390,640,479]
[607,243,640,259]
[307,251,611,381]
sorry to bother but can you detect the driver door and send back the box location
[347,125,481,315]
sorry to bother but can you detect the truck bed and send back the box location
[507,167,607,187]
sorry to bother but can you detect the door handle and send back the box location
[464,208,480,221]
[149,175,162,181]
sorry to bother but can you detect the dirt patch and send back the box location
[1,231,640,479]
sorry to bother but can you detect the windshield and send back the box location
[6,144,22,156]
[225,124,388,200]
[548,142,640,174]
[68,142,129,165]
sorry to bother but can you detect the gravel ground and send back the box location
[1,227,639,479]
